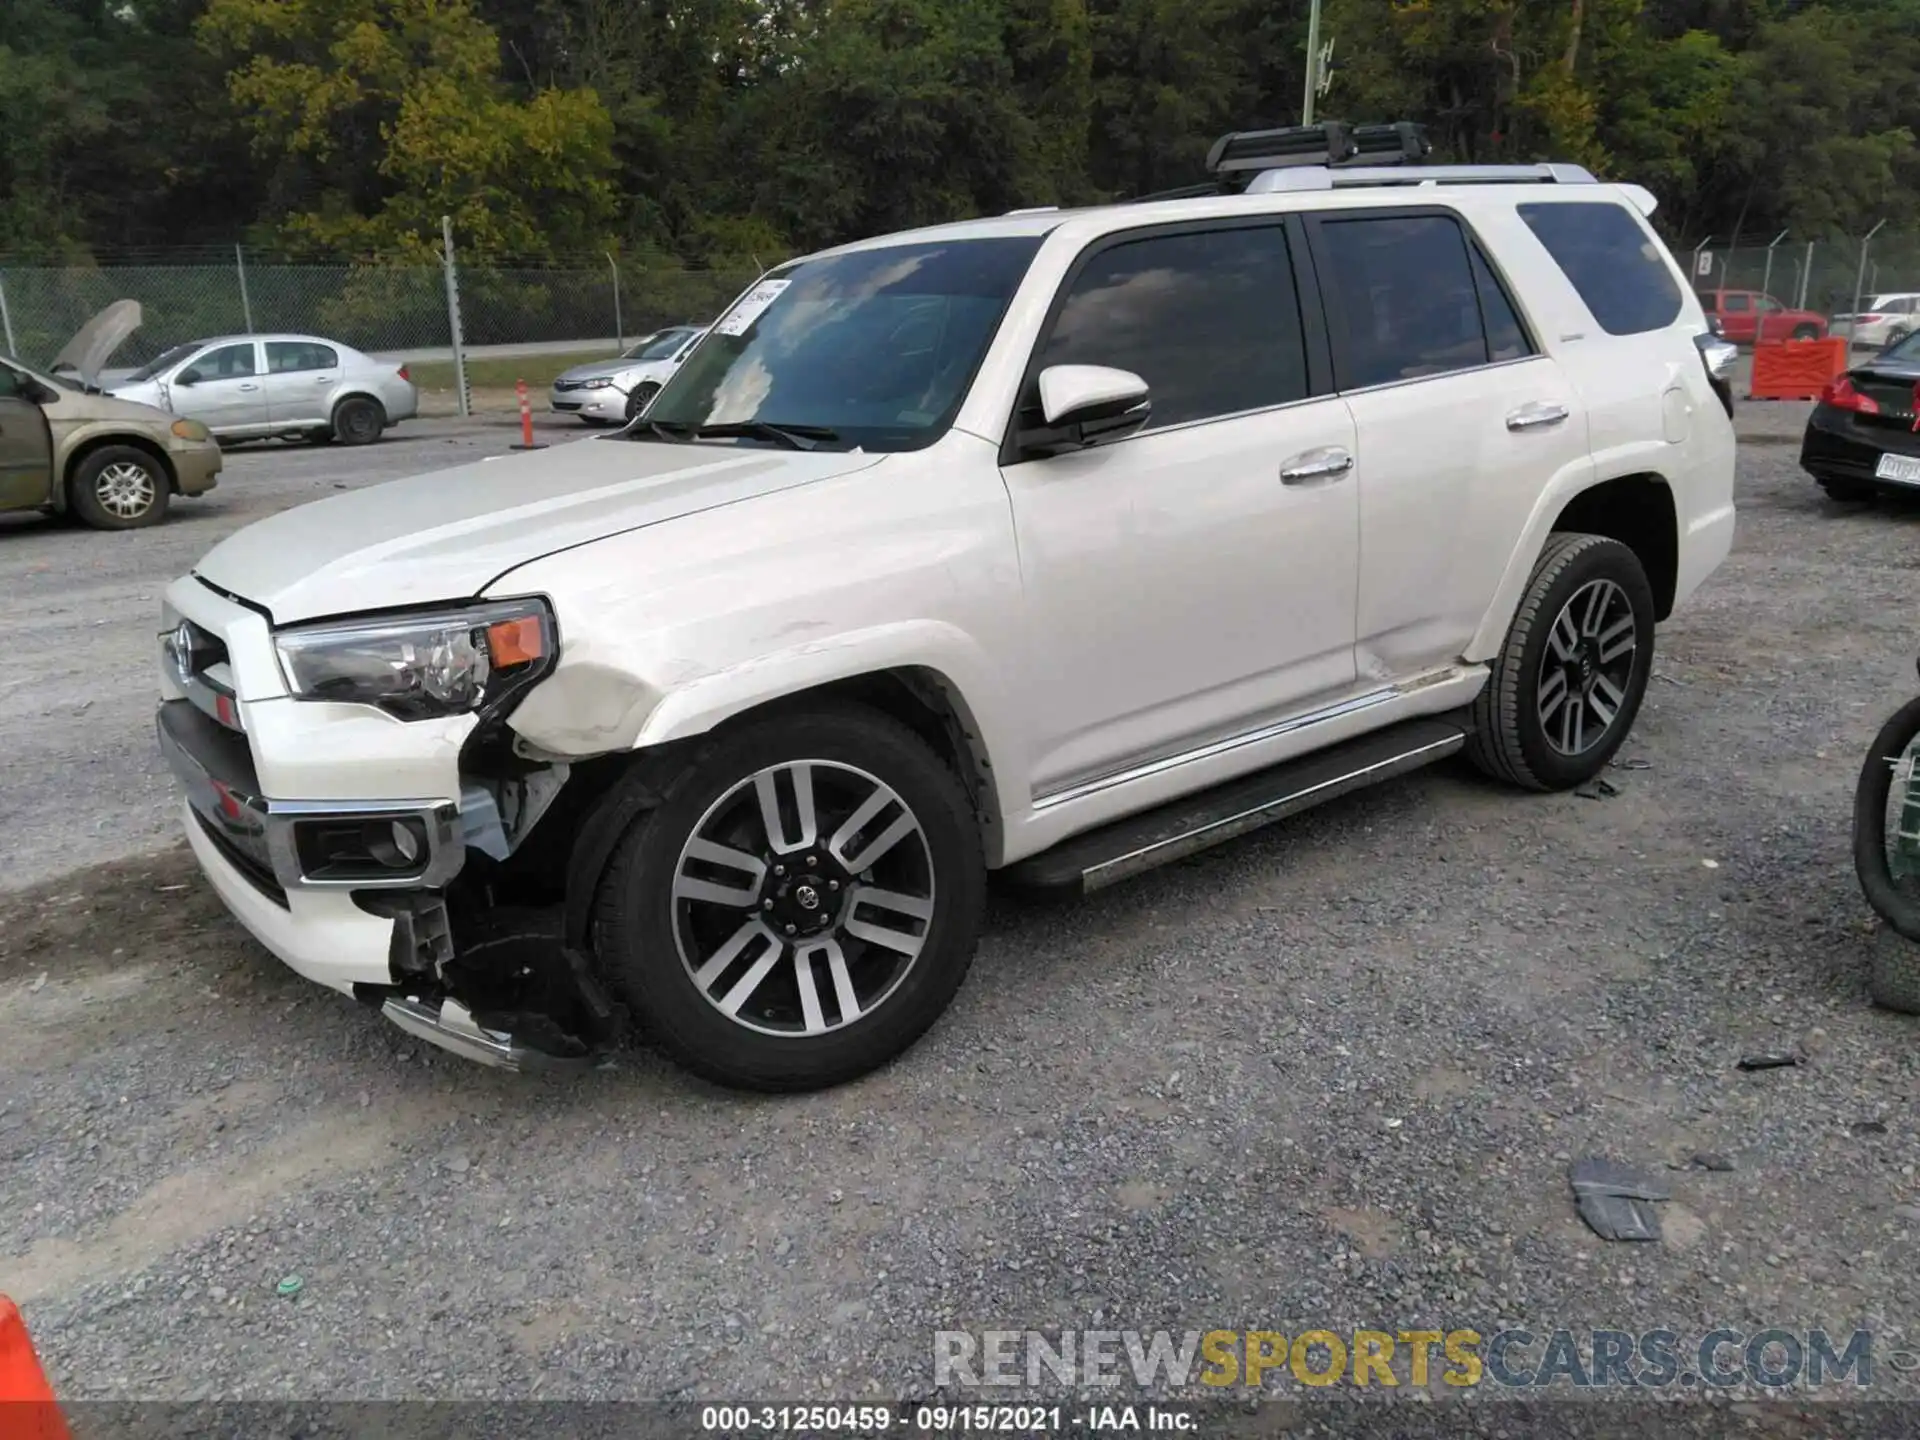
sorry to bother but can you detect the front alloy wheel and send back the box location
[673,760,936,1036]
[593,703,985,1090]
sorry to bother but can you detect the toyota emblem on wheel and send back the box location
[795,884,820,910]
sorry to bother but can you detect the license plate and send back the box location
[1875,452,1920,485]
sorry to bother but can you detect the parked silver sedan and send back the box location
[110,333,418,446]
[549,325,705,425]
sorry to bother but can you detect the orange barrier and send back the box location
[510,378,547,451]
[1749,337,1848,401]
[0,1296,69,1440]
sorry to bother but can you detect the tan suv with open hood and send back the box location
[0,301,222,529]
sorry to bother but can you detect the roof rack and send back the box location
[1205,121,1430,176]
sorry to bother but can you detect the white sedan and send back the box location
[112,332,419,445]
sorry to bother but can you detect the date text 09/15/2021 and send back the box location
[699,1405,1193,1433]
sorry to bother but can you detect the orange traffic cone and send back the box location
[0,1296,69,1440]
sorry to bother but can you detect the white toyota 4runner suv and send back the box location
[156,124,1737,1091]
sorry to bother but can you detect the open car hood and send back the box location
[50,300,142,387]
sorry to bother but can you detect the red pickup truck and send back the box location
[1698,288,1828,344]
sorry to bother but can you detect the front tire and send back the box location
[69,446,170,530]
[331,395,385,446]
[1466,532,1656,791]
[625,382,660,422]
[593,703,986,1091]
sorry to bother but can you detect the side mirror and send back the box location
[1020,364,1151,458]
[175,368,202,386]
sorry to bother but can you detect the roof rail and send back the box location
[1246,161,1598,193]
[1002,205,1060,216]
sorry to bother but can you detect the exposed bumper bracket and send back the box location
[380,995,593,1073]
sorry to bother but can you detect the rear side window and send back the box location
[1034,223,1309,430]
[1314,214,1512,389]
[267,341,339,373]
[1519,201,1683,336]
[1722,294,1750,312]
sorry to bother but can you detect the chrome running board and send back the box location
[1003,716,1469,894]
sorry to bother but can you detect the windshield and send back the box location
[622,329,697,362]
[123,342,200,383]
[0,355,77,391]
[644,236,1044,452]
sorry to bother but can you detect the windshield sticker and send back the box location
[713,279,792,337]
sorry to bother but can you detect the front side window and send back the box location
[194,343,257,379]
[125,342,198,383]
[1316,214,1493,389]
[1033,224,1309,430]
[267,341,338,373]
[646,237,1042,452]
[1518,200,1684,336]
[1758,296,1783,314]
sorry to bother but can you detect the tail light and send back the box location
[397,365,412,381]
[1820,375,1880,414]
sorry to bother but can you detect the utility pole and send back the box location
[235,245,255,334]
[1302,0,1323,125]
[441,215,471,418]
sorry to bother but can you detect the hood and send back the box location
[554,357,661,384]
[42,383,181,426]
[193,435,886,623]
[51,300,142,387]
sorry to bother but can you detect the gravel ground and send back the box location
[4,398,1920,1427]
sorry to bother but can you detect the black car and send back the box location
[1801,329,1920,500]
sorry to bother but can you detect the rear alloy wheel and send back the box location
[69,446,170,530]
[593,704,985,1091]
[625,382,660,422]
[1467,532,1655,791]
[331,395,385,446]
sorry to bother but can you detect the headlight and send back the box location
[171,418,211,441]
[582,377,614,390]
[274,600,557,721]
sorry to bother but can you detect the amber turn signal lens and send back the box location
[485,616,546,668]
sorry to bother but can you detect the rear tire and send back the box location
[592,702,986,1092]
[68,446,171,530]
[331,395,385,446]
[1791,323,1821,341]
[1466,532,1656,792]
[1887,325,1912,349]
[1819,477,1874,503]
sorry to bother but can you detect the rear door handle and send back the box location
[1279,447,1354,485]
[1506,401,1569,431]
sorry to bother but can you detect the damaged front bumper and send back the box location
[158,664,615,1071]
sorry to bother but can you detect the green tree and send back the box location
[196,0,618,258]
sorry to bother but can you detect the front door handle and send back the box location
[1506,401,1570,431]
[238,382,260,392]
[1279,447,1354,486]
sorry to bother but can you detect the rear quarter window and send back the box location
[1518,201,1683,337]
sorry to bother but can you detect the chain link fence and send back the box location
[0,253,760,373]
[1682,229,1920,340]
